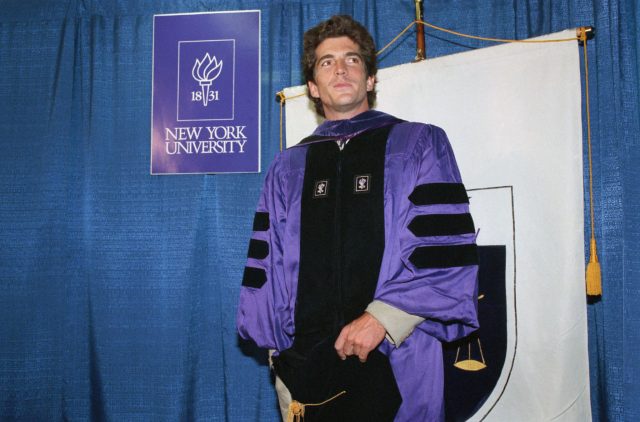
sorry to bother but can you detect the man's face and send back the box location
[307,36,375,120]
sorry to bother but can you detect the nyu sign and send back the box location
[152,11,260,174]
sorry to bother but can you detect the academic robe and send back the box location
[237,110,479,421]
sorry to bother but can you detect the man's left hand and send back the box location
[334,312,386,362]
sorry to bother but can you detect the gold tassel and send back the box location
[286,391,346,422]
[286,400,305,422]
[586,238,602,296]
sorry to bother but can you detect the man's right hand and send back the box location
[334,312,386,362]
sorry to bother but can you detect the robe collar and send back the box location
[295,110,403,146]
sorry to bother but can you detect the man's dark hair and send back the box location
[302,15,377,117]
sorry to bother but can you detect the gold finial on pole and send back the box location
[414,0,425,61]
[576,26,595,46]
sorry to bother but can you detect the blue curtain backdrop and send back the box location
[0,0,637,420]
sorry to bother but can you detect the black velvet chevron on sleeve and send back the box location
[241,266,267,288]
[252,212,270,231]
[409,183,469,205]
[408,213,475,237]
[247,239,269,260]
[409,244,478,269]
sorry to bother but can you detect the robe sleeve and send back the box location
[236,155,291,350]
[374,124,479,343]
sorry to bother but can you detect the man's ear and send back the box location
[308,81,320,98]
[366,75,375,92]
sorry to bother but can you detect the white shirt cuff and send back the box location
[366,300,425,347]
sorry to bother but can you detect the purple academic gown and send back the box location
[237,110,479,421]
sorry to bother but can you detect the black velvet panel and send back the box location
[409,244,479,269]
[409,183,469,205]
[294,140,340,353]
[247,239,269,260]
[252,211,270,231]
[241,266,267,288]
[408,213,476,237]
[294,126,390,354]
[339,131,388,325]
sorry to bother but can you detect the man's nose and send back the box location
[335,59,347,75]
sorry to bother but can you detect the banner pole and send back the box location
[414,0,425,61]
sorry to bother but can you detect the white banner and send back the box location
[283,30,590,421]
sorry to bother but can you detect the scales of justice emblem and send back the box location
[453,293,487,372]
[191,53,223,107]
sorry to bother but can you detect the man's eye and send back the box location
[319,59,333,67]
[347,56,361,64]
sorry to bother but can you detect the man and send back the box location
[237,15,479,421]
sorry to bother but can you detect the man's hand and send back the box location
[334,312,386,362]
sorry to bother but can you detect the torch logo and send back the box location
[191,53,223,106]
[177,39,234,121]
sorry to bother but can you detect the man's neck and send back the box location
[323,105,370,121]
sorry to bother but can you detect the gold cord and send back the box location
[377,21,419,56]
[416,20,579,44]
[286,390,347,422]
[376,20,579,58]
[579,28,602,296]
[581,29,594,238]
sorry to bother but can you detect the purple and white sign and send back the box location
[151,11,260,174]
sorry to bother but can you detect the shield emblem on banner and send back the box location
[443,186,517,421]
